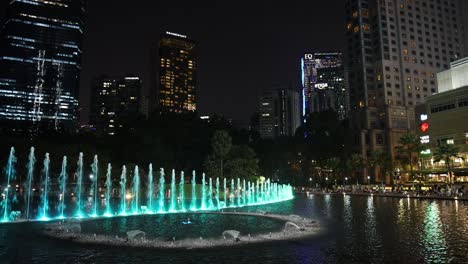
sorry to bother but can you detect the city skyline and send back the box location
[1,0,467,124]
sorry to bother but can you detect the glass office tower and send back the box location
[0,0,86,135]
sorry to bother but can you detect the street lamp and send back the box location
[344,177,348,186]
[367,176,370,185]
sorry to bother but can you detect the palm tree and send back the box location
[433,144,464,184]
[395,133,423,181]
[370,150,394,185]
[348,153,365,183]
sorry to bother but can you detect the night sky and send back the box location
[1,0,468,124]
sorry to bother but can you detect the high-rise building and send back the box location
[259,86,301,139]
[0,0,86,135]
[156,31,197,113]
[301,52,348,120]
[345,0,464,181]
[91,76,142,136]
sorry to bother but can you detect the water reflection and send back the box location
[422,202,448,263]
[0,196,467,263]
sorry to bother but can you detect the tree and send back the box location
[396,133,422,181]
[433,144,464,184]
[369,150,394,184]
[205,130,232,179]
[348,153,365,183]
[225,145,259,181]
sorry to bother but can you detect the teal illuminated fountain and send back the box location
[1,147,16,222]
[158,169,165,213]
[230,179,235,207]
[119,165,127,215]
[223,178,227,208]
[39,153,50,221]
[169,169,176,212]
[216,177,220,209]
[190,171,197,211]
[25,147,35,220]
[208,177,214,209]
[200,173,207,210]
[75,153,84,218]
[0,147,295,223]
[91,155,99,217]
[179,171,186,211]
[104,163,112,216]
[58,156,67,219]
[132,166,140,214]
[147,164,153,213]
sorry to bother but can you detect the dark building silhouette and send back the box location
[259,85,301,139]
[0,0,86,135]
[90,76,142,136]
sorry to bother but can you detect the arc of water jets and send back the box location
[0,149,294,223]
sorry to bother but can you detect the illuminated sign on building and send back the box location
[420,135,430,144]
[165,31,187,38]
[314,83,329,89]
[421,149,431,155]
[420,122,429,132]
[304,54,313,60]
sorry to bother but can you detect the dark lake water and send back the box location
[0,194,467,263]
[80,213,285,240]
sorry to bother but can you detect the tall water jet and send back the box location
[104,163,112,216]
[223,178,227,208]
[169,169,176,212]
[119,165,127,215]
[157,169,165,213]
[237,178,241,207]
[243,179,246,206]
[200,173,207,210]
[39,153,50,220]
[208,177,214,209]
[147,164,153,213]
[190,171,197,211]
[91,155,99,217]
[179,171,185,211]
[24,147,35,219]
[132,166,140,214]
[75,153,84,218]
[230,178,235,207]
[58,156,67,219]
[216,177,220,209]
[1,147,16,222]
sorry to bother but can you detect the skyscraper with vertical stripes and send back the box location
[0,0,86,135]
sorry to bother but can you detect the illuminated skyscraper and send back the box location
[0,0,86,135]
[90,76,142,136]
[345,0,464,182]
[156,31,197,113]
[301,52,348,120]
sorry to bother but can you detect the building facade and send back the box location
[91,76,142,136]
[301,52,348,120]
[0,0,86,135]
[259,86,301,139]
[345,0,464,182]
[415,58,468,183]
[156,31,197,114]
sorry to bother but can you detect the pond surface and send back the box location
[80,213,284,240]
[1,194,467,263]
